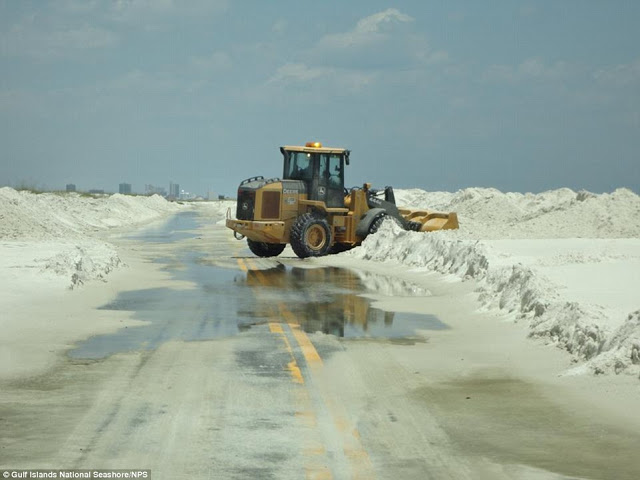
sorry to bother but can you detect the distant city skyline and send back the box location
[1,2,639,195]
[4,183,220,200]
[2,179,217,200]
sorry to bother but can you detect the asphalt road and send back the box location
[2,209,639,480]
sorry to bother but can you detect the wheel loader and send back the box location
[226,142,459,258]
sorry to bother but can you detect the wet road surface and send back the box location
[2,210,640,480]
[71,247,446,359]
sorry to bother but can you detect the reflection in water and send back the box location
[240,266,447,338]
[71,255,446,359]
[347,270,431,297]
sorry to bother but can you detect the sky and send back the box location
[1,0,639,197]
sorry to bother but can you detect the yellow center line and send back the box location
[305,469,333,480]
[268,322,284,334]
[245,260,332,479]
[244,258,375,478]
[245,257,258,271]
[271,319,329,477]
[236,258,248,272]
[278,303,376,479]
[275,299,323,373]
[269,321,304,384]
[288,323,323,366]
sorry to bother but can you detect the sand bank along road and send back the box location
[1,209,640,480]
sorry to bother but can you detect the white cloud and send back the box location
[1,21,118,59]
[316,8,414,53]
[272,19,287,35]
[54,25,118,50]
[107,69,175,92]
[0,88,47,117]
[483,57,573,83]
[306,8,443,73]
[263,8,448,101]
[355,8,414,33]
[270,63,328,84]
[519,4,538,17]
[111,0,178,23]
[54,0,103,15]
[109,0,228,26]
[1,0,228,60]
[190,51,232,72]
[593,58,640,87]
[267,62,374,96]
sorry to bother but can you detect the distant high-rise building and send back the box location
[66,184,76,192]
[119,183,132,194]
[169,182,180,198]
[144,184,166,196]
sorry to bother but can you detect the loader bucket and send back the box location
[399,209,459,232]
[419,212,459,232]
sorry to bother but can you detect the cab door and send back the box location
[314,154,344,208]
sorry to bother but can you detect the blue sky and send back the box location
[1,1,639,196]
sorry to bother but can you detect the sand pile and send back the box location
[350,187,640,377]
[395,187,640,239]
[0,188,186,288]
[0,188,184,240]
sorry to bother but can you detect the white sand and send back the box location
[0,188,185,378]
[1,186,639,380]
[351,187,640,377]
[0,187,189,288]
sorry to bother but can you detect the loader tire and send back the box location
[369,213,401,235]
[247,239,286,257]
[290,213,332,259]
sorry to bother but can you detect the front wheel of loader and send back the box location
[247,239,286,257]
[290,213,333,259]
[369,213,402,235]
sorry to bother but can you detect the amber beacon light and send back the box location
[305,141,323,148]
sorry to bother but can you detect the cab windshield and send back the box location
[283,151,344,186]
[283,152,315,181]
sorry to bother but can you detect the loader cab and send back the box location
[280,143,350,208]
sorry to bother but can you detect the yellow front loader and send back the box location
[226,142,458,258]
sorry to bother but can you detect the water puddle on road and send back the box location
[70,212,447,359]
[233,264,447,339]
[71,263,446,359]
[126,210,200,243]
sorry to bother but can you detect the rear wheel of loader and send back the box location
[290,213,332,258]
[247,239,286,257]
